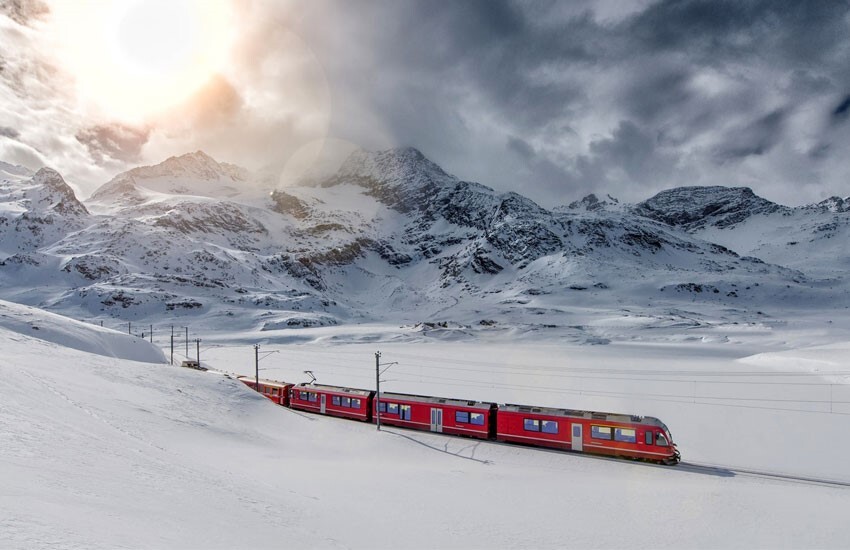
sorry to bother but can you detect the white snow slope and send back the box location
[2,305,849,549]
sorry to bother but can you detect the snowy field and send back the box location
[2,301,850,549]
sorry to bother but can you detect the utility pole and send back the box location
[149,324,153,343]
[254,344,260,391]
[375,351,382,431]
[184,327,189,357]
[375,352,397,432]
[128,321,131,335]
[170,325,174,365]
[195,338,201,366]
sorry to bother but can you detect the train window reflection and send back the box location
[591,425,613,440]
[523,419,540,431]
[614,428,636,443]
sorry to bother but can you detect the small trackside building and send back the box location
[375,392,497,439]
[496,404,680,464]
[238,377,293,407]
[289,383,373,422]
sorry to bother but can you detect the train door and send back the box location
[430,408,443,433]
[571,423,583,452]
[320,394,326,414]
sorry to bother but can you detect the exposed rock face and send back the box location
[562,193,620,212]
[0,167,89,253]
[270,190,310,219]
[0,147,846,330]
[633,186,784,230]
[810,196,850,213]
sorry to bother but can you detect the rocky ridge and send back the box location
[0,148,846,336]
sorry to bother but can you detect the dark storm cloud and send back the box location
[713,109,787,161]
[626,1,850,67]
[288,0,850,204]
[4,0,850,204]
[507,136,535,162]
[833,95,850,120]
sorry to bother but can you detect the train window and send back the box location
[332,395,341,406]
[470,413,485,426]
[342,397,351,408]
[308,393,318,402]
[401,405,412,420]
[591,426,613,440]
[456,411,470,423]
[524,419,540,432]
[387,403,399,415]
[614,428,636,443]
[299,391,309,400]
[541,420,558,434]
[351,398,361,408]
[645,431,653,445]
[272,388,278,395]
[656,432,669,447]
[378,402,387,413]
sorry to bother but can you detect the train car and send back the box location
[289,383,373,422]
[376,391,497,440]
[238,377,293,407]
[496,404,680,464]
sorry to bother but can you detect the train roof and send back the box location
[294,382,373,397]
[380,391,495,410]
[237,376,292,388]
[499,403,668,428]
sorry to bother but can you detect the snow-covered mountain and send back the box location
[632,185,850,278]
[88,150,260,206]
[0,148,847,337]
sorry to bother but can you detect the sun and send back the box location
[45,0,234,123]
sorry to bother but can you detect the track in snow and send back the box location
[678,461,850,489]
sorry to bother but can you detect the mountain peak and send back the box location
[561,193,621,212]
[337,147,449,181]
[89,151,252,204]
[317,147,457,212]
[154,150,241,180]
[810,196,850,213]
[633,185,782,231]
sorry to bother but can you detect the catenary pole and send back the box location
[255,344,260,392]
[375,351,381,431]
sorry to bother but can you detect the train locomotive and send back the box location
[238,376,681,465]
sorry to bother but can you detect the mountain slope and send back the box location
[0,148,845,338]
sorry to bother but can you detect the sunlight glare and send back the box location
[46,0,234,123]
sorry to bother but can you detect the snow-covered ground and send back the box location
[2,301,849,549]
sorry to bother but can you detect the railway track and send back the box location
[678,461,850,489]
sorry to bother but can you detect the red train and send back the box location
[238,376,681,465]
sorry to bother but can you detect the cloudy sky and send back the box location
[1,0,850,206]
